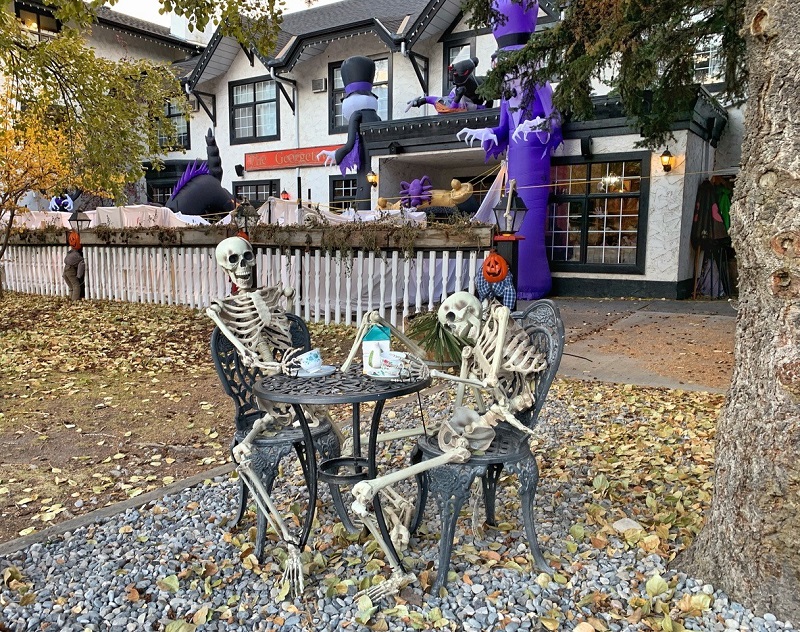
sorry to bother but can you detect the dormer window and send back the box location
[15,3,60,41]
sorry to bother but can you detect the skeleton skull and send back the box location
[216,237,256,290]
[437,292,482,340]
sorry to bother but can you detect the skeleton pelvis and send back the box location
[438,407,495,452]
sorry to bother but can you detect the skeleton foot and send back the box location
[281,544,305,597]
[355,570,416,602]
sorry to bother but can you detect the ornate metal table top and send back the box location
[253,364,431,405]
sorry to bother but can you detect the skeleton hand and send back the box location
[456,127,497,149]
[280,347,307,376]
[317,149,337,167]
[512,116,550,143]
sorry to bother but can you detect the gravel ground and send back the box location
[0,387,793,632]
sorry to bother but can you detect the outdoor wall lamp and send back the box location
[660,149,673,172]
[492,179,528,234]
[367,171,378,188]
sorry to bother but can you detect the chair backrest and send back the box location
[210,313,311,431]
[512,299,565,427]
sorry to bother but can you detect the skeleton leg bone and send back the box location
[351,443,471,600]
[488,402,539,438]
[232,417,306,597]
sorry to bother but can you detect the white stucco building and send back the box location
[9,0,741,299]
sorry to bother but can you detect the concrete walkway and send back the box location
[520,297,737,393]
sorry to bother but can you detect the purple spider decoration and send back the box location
[398,176,433,208]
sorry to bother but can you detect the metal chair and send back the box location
[409,300,565,591]
[210,316,348,561]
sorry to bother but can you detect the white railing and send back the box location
[2,244,488,326]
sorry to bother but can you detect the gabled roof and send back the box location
[188,0,463,88]
[14,1,203,53]
[187,0,563,90]
[92,6,203,53]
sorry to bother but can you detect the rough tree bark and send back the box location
[678,0,800,620]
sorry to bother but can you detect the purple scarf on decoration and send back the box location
[338,134,361,175]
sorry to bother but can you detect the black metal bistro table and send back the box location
[253,364,431,564]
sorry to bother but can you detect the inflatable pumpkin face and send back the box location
[483,251,509,283]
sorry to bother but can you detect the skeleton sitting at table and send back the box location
[343,291,547,600]
[206,235,333,595]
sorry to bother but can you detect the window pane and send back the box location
[39,14,58,34]
[374,85,389,120]
[331,178,357,211]
[374,59,389,84]
[448,44,470,66]
[546,201,582,262]
[333,68,344,90]
[255,81,275,101]
[234,107,253,138]
[19,10,38,30]
[232,84,252,105]
[333,97,345,129]
[256,102,276,137]
[175,117,188,146]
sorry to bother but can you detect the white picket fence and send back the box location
[2,244,488,326]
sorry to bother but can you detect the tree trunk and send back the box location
[677,0,800,620]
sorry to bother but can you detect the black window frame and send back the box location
[546,151,650,274]
[442,36,476,93]
[15,2,60,40]
[328,55,392,135]
[158,99,191,150]
[329,175,358,211]
[228,74,280,145]
[233,179,280,208]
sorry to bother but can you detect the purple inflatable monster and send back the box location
[458,0,562,299]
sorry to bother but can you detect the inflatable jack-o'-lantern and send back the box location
[482,250,509,283]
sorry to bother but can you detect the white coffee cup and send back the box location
[297,348,323,372]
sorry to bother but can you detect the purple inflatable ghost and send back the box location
[458,0,562,299]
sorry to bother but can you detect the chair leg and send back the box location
[314,429,358,533]
[233,478,249,527]
[254,466,279,563]
[246,444,292,563]
[427,463,481,592]
[481,464,504,527]
[409,445,428,535]
[515,455,549,572]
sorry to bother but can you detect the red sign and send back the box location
[245,145,340,171]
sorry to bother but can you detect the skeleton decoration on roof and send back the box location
[458,0,562,299]
[317,56,381,211]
